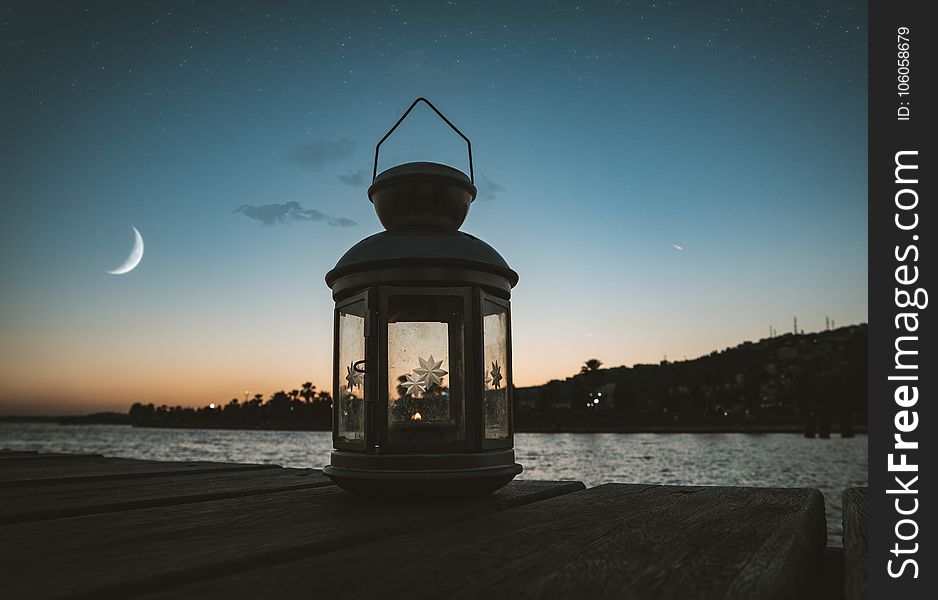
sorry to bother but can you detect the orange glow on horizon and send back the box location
[0,315,868,416]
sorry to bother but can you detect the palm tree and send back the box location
[269,390,291,420]
[581,358,603,374]
[580,359,604,409]
[300,382,316,404]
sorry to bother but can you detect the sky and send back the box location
[0,1,868,414]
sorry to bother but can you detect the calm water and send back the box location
[0,423,867,545]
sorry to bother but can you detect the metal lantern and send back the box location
[322,98,521,496]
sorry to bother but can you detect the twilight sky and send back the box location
[0,1,867,414]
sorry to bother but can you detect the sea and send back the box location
[0,423,867,545]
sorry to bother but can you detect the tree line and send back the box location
[129,382,333,430]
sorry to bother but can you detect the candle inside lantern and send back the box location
[411,412,423,422]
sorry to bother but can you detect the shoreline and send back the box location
[0,416,867,435]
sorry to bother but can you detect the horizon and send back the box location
[1,321,866,416]
[0,2,868,415]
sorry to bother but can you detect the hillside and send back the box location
[514,324,867,434]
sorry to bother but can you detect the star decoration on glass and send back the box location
[401,373,426,397]
[345,363,363,391]
[484,372,492,388]
[490,361,503,389]
[413,355,447,387]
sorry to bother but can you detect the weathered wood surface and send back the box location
[0,453,583,599]
[0,454,276,485]
[842,487,868,600]
[150,484,827,600]
[0,467,333,524]
[0,453,830,600]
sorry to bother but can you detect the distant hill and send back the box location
[514,324,867,434]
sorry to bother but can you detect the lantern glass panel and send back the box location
[336,301,366,442]
[482,299,510,440]
[386,295,465,444]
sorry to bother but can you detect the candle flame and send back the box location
[411,412,422,422]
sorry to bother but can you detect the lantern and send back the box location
[322,98,521,496]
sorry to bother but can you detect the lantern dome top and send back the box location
[325,227,518,289]
[368,162,476,231]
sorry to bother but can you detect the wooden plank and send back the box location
[0,450,40,457]
[0,451,42,458]
[0,452,103,460]
[147,484,827,600]
[820,547,845,600]
[842,487,868,600]
[0,467,334,524]
[0,455,278,485]
[0,479,585,599]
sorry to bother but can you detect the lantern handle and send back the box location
[372,97,474,184]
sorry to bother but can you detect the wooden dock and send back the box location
[0,450,867,599]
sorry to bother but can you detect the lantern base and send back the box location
[323,449,522,497]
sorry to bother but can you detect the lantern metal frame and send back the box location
[330,285,516,456]
[322,98,521,496]
[477,290,514,451]
[331,288,374,453]
[376,285,474,455]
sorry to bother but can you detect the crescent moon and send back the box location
[108,226,144,275]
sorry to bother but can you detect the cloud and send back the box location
[475,175,504,201]
[338,169,370,187]
[234,201,357,227]
[287,138,356,169]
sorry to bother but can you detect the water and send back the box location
[0,423,867,545]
